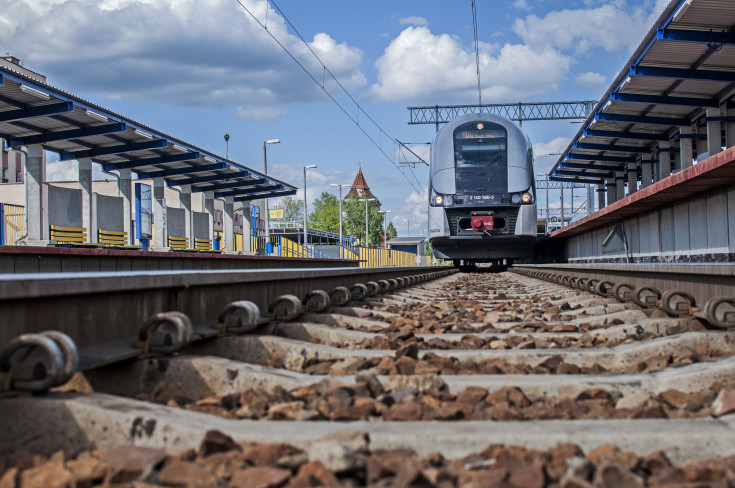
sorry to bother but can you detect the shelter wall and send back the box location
[48,184,82,228]
[564,182,735,263]
[167,208,186,237]
[95,194,124,232]
[192,212,209,239]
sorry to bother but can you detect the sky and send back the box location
[1,0,670,237]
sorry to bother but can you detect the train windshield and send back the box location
[453,122,507,169]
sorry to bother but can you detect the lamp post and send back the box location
[303,164,317,248]
[379,210,391,249]
[330,183,349,258]
[537,173,549,234]
[358,197,375,246]
[224,133,230,159]
[403,218,410,237]
[263,139,280,240]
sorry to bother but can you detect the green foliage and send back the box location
[308,192,340,233]
[385,222,398,242]
[343,195,384,247]
[273,196,303,222]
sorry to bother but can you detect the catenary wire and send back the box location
[234,0,428,199]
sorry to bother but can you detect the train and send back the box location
[428,113,537,269]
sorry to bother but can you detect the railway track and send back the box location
[2,267,735,487]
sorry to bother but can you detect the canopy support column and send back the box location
[180,185,192,248]
[224,196,234,252]
[24,144,49,244]
[78,157,94,244]
[119,169,132,245]
[204,190,215,247]
[627,162,638,195]
[679,128,693,171]
[153,177,166,250]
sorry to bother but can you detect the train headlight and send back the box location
[511,194,521,204]
[431,191,454,207]
[521,192,533,204]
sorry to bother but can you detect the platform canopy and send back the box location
[550,0,735,183]
[0,65,297,202]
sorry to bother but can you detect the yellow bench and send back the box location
[168,235,190,251]
[194,238,222,253]
[50,225,99,247]
[98,229,140,250]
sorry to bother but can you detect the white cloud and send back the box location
[512,0,531,11]
[46,160,107,182]
[1,0,365,120]
[399,16,428,26]
[366,26,571,103]
[575,71,607,89]
[512,3,654,55]
[533,136,570,174]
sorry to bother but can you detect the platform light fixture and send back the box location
[672,0,692,22]
[330,183,349,258]
[85,110,109,122]
[379,210,392,249]
[172,144,188,153]
[135,129,154,140]
[204,156,217,163]
[620,75,632,91]
[19,84,50,100]
[263,139,281,240]
[358,197,375,246]
[303,164,317,248]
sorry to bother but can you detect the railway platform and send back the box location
[544,145,735,263]
[0,244,356,274]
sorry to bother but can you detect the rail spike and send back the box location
[365,282,380,296]
[269,294,303,322]
[303,290,331,313]
[329,287,352,307]
[350,283,368,301]
[0,333,74,392]
[702,297,735,329]
[218,300,263,334]
[139,311,193,354]
[660,290,696,316]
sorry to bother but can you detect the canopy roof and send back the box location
[550,0,735,184]
[0,63,297,202]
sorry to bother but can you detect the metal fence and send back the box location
[357,246,416,267]
[0,203,25,245]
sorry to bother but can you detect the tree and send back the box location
[343,195,383,247]
[272,196,303,223]
[385,222,398,242]
[308,192,339,232]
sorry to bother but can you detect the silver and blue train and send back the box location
[428,113,537,268]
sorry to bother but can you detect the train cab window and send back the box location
[453,122,507,169]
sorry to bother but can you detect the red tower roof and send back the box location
[345,169,380,205]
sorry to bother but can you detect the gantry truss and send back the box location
[408,101,597,129]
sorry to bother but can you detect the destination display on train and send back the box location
[458,129,505,139]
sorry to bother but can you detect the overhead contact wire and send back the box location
[234,0,427,199]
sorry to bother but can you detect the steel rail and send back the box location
[0,267,455,370]
[512,263,735,326]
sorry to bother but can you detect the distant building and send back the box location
[345,168,381,206]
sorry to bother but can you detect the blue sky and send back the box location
[2,0,668,237]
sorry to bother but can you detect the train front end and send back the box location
[428,113,537,266]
